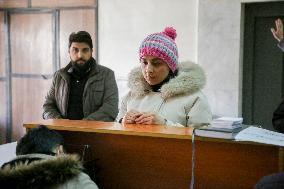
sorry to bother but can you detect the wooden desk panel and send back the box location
[195,141,279,189]
[24,120,283,189]
[60,131,192,189]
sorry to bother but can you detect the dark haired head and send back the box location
[69,31,93,49]
[16,125,64,156]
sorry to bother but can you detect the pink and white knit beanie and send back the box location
[139,27,178,72]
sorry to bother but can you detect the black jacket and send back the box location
[272,99,284,133]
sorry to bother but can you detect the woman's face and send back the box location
[140,55,170,85]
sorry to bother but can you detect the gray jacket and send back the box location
[43,60,118,121]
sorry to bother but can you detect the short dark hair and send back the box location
[16,125,64,156]
[69,31,93,49]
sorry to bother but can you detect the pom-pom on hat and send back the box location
[139,27,178,72]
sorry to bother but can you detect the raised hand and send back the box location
[271,18,283,42]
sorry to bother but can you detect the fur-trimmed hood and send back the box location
[128,62,206,99]
[0,154,83,188]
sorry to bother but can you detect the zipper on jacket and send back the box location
[64,81,70,117]
[184,97,199,127]
[155,99,166,113]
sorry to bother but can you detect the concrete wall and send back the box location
[198,0,242,117]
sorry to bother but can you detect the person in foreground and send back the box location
[43,31,118,121]
[117,27,212,127]
[271,18,284,133]
[254,172,284,189]
[0,125,99,189]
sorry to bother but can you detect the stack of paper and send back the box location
[210,117,243,129]
[194,117,244,139]
[235,126,284,147]
[194,125,246,139]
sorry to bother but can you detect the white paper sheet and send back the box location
[0,142,17,166]
[235,126,284,147]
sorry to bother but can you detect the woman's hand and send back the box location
[271,18,283,42]
[135,112,166,125]
[122,110,141,124]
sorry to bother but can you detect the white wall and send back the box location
[198,0,242,117]
[197,0,277,117]
[98,0,198,98]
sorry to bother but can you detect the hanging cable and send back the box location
[190,128,196,189]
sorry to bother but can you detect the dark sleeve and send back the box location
[42,72,63,119]
[277,38,284,52]
[254,172,284,189]
[272,99,284,133]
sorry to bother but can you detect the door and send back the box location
[243,2,284,130]
[0,6,96,142]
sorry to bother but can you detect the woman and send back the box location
[117,27,212,127]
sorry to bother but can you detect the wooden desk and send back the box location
[24,119,284,189]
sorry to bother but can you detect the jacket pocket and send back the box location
[92,88,104,106]
[85,81,104,108]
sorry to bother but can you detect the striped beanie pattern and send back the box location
[139,27,178,72]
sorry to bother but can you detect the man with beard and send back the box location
[43,31,118,121]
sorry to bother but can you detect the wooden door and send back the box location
[0,12,7,143]
[0,1,97,143]
[9,11,54,140]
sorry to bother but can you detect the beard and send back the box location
[71,57,93,74]
[72,58,87,67]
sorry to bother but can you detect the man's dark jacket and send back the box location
[272,40,284,133]
[42,59,118,121]
[272,99,284,133]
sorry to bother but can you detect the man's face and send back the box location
[69,42,92,66]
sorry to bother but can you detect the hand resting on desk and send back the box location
[122,110,166,125]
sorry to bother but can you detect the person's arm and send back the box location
[271,18,284,51]
[134,96,212,127]
[272,99,284,133]
[84,70,118,121]
[271,18,283,42]
[184,96,212,127]
[116,93,141,123]
[133,111,184,127]
[278,38,284,52]
[116,93,128,122]
[42,72,63,119]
